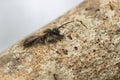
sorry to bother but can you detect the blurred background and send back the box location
[0,0,83,52]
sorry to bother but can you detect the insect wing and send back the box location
[23,36,40,47]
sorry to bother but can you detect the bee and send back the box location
[23,21,74,48]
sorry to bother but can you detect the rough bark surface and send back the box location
[0,0,120,80]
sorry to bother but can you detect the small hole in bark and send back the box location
[56,51,59,54]
[85,7,93,11]
[67,35,72,40]
[103,16,108,20]
[93,49,96,52]
[53,74,58,80]
[116,62,120,68]
[96,9,100,11]
[74,46,78,50]
[62,49,68,55]
[109,4,114,10]
[116,28,120,34]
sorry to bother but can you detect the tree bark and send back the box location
[0,0,120,80]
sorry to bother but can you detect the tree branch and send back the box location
[0,0,120,80]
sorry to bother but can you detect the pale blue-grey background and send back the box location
[0,0,83,52]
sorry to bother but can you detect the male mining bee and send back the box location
[23,21,74,48]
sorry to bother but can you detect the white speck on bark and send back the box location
[25,67,33,74]
[3,66,10,73]
[17,65,25,70]
[25,55,33,62]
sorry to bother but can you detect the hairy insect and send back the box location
[23,35,45,47]
[23,21,74,48]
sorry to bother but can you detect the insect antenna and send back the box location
[57,21,74,29]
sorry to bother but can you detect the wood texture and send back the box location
[0,0,120,80]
